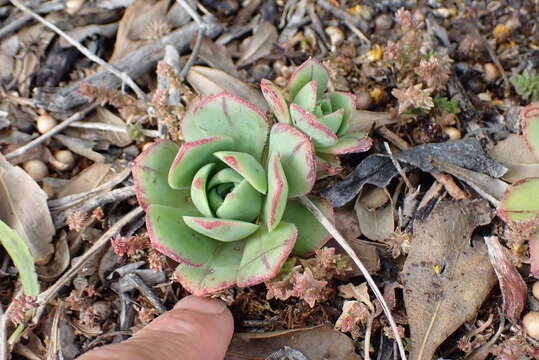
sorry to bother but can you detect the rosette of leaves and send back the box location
[261,58,372,176]
[133,93,333,295]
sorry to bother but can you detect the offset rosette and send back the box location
[261,58,373,176]
[133,93,333,295]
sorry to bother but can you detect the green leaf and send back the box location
[433,95,458,114]
[187,93,269,161]
[263,153,288,231]
[317,132,373,155]
[215,180,263,222]
[0,220,39,296]
[319,109,344,134]
[498,178,539,223]
[290,104,338,147]
[213,151,267,194]
[261,79,291,124]
[132,140,192,209]
[268,123,316,197]
[147,204,217,266]
[282,198,333,255]
[329,92,355,136]
[292,80,318,113]
[174,221,297,295]
[237,221,297,287]
[168,137,234,189]
[289,58,329,100]
[190,163,215,217]
[522,102,539,161]
[183,216,260,242]
[511,70,539,102]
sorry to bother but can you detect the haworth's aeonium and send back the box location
[261,58,373,176]
[133,93,333,295]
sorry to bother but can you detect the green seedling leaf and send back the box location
[215,180,263,222]
[0,220,39,296]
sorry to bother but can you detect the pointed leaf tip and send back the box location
[261,79,291,124]
[213,151,267,194]
[289,58,329,100]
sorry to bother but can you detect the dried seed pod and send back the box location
[533,281,539,301]
[325,26,344,48]
[23,160,48,181]
[523,311,539,340]
[483,63,499,83]
[36,113,57,134]
[54,150,75,169]
[356,91,373,110]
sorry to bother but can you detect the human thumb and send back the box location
[78,296,234,360]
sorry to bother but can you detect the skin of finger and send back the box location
[77,304,234,360]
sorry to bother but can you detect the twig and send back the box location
[48,166,132,211]
[68,121,160,138]
[5,104,97,160]
[384,142,413,192]
[125,273,166,313]
[316,0,370,45]
[46,302,63,360]
[33,207,144,324]
[299,196,407,360]
[176,0,207,78]
[54,186,136,229]
[9,0,147,101]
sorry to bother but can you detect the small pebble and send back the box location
[477,92,492,102]
[356,91,373,110]
[533,281,539,301]
[483,63,499,83]
[444,127,461,140]
[65,0,84,15]
[23,160,48,181]
[325,26,344,48]
[523,311,539,340]
[54,150,75,169]
[36,113,57,134]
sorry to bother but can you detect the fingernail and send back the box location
[174,295,228,314]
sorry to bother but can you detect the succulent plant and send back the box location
[511,70,539,102]
[498,103,539,278]
[132,93,333,295]
[261,58,372,176]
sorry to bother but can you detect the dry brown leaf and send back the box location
[0,154,54,264]
[110,0,170,62]
[334,206,362,241]
[488,134,539,183]
[237,21,278,66]
[198,37,239,77]
[37,232,70,281]
[355,187,394,242]
[484,236,527,322]
[187,66,268,112]
[402,199,497,360]
[54,135,105,164]
[56,163,111,198]
[95,107,132,147]
[226,326,361,360]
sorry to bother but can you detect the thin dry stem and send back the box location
[9,0,146,101]
[5,104,97,160]
[33,207,144,325]
[299,196,407,360]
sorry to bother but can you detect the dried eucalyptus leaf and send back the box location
[0,154,54,265]
[95,107,132,147]
[237,21,277,66]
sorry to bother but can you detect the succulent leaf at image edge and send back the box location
[132,92,333,295]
